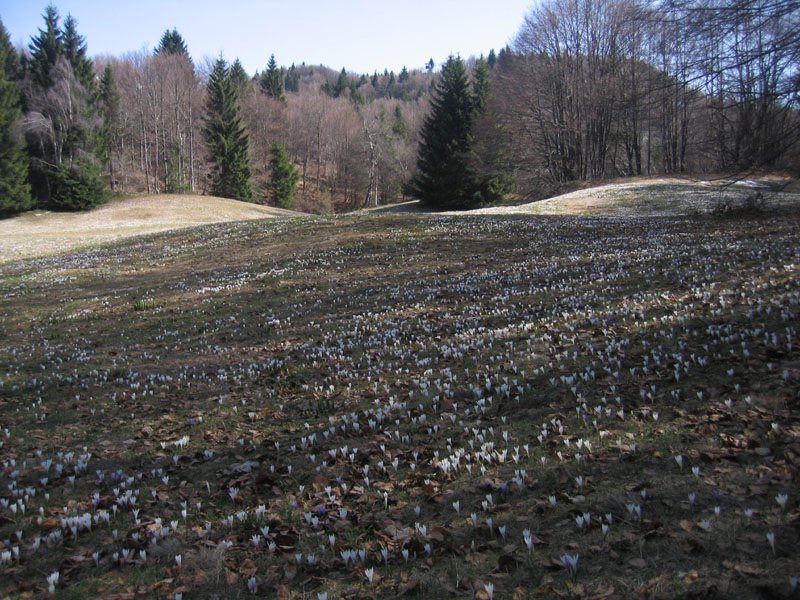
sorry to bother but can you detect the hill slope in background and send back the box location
[0,194,301,262]
[471,177,800,216]
[4,179,798,263]
[365,177,800,217]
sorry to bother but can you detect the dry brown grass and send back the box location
[0,194,301,262]
[471,177,800,217]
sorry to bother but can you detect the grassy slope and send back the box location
[0,194,301,263]
[472,178,800,217]
[0,207,799,599]
[367,177,800,217]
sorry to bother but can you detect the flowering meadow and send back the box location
[0,213,798,599]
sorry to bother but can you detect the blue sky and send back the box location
[1,0,532,75]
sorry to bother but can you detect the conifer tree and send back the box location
[61,14,93,89]
[228,58,248,93]
[487,49,497,69]
[260,54,284,102]
[470,56,513,205]
[203,57,252,201]
[23,6,106,210]
[391,105,406,139]
[411,55,478,209]
[28,4,61,87]
[98,64,120,190]
[155,28,190,60]
[0,19,32,214]
[268,141,299,208]
[412,55,511,208]
[472,56,491,114]
[284,64,300,93]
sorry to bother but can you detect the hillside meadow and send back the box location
[0,195,299,263]
[0,208,799,599]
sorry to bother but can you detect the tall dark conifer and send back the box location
[268,141,299,208]
[22,6,105,210]
[203,57,252,201]
[411,55,477,209]
[98,64,120,190]
[260,54,284,102]
[61,14,93,89]
[0,18,32,214]
[284,64,300,93]
[472,56,491,114]
[228,58,248,94]
[487,49,497,69]
[155,29,190,60]
[28,4,61,87]
[470,56,513,205]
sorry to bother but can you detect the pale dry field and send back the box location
[366,178,800,217]
[471,178,800,216]
[0,194,300,262]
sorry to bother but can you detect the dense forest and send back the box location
[1,0,798,215]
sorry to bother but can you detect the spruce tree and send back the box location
[268,141,299,208]
[228,58,248,93]
[260,54,284,102]
[284,64,300,93]
[470,57,513,206]
[203,57,252,201]
[61,14,94,89]
[391,105,406,139]
[98,64,120,190]
[411,55,478,209]
[487,49,497,69]
[155,29,190,60]
[23,6,106,210]
[0,19,32,215]
[28,4,61,87]
[472,56,491,114]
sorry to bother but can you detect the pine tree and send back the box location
[0,19,32,215]
[472,56,491,114]
[228,58,248,93]
[98,63,120,190]
[391,105,406,139]
[155,29,190,60]
[470,57,513,206]
[487,49,497,69]
[268,141,299,208]
[28,4,61,87]
[61,14,93,89]
[203,57,252,201]
[1,19,21,81]
[284,64,300,93]
[260,54,284,102]
[22,6,106,210]
[411,55,478,209]
[398,66,409,83]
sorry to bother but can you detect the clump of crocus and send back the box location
[561,554,579,578]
